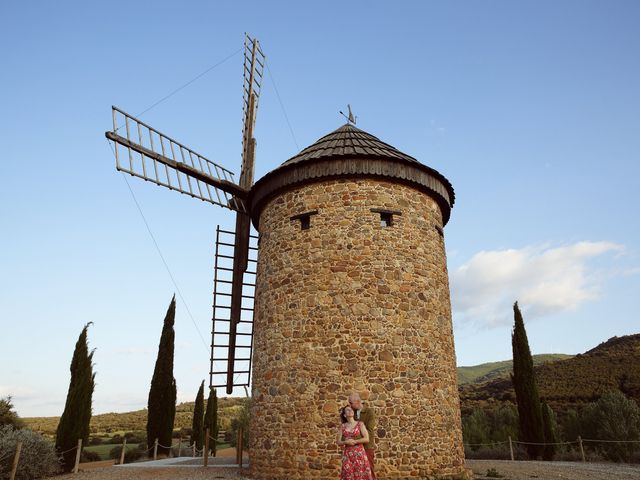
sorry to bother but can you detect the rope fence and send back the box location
[3,432,235,477]
[464,435,640,462]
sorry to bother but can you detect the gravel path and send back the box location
[54,458,640,479]
[56,467,249,479]
[468,459,640,480]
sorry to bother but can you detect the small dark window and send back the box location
[290,210,319,230]
[371,208,401,227]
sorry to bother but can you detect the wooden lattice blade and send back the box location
[107,106,248,212]
[210,227,257,392]
[239,34,265,190]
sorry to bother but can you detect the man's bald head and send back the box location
[348,392,362,410]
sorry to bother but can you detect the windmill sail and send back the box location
[223,34,265,393]
[210,227,257,390]
[106,107,248,212]
[240,33,265,189]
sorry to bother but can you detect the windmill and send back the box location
[106,34,265,395]
[106,35,470,479]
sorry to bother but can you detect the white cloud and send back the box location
[451,241,625,327]
[0,384,36,399]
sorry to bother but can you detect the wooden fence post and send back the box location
[508,436,514,461]
[578,436,585,462]
[119,438,127,465]
[236,427,243,466]
[204,428,210,467]
[178,437,182,457]
[153,438,158,461]
[192,443,196,457]
[9,441,22,480]
[73,438,82,474]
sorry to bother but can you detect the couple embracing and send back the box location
[336,392,376,480]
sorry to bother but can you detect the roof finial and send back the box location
[339,104,357,125]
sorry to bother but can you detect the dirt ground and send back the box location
[55,456,640,480]
[467,459,640,480]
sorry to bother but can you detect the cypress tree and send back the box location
[146,296,177,457]
[511,302,545,459]
[56,323,95,472]
[191,381,205,450]
[203,387,219,456]
[541,401,558,461]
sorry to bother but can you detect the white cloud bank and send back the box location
[450,241,625,327]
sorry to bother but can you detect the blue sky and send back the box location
[1,1,639,417]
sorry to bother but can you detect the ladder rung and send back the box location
[212,293,255,299]
[215,228,258,239]
[210,368,251,374]
[212,331,252,334]
[213,357,251,362]
[212,320,253,326]
[214,266,257,275]
[210,383,250,388]
[214,280,256,287]
[212,305,254,311]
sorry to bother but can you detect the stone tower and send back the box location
[248,124,468,480]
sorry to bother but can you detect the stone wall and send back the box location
[250,177,467,479]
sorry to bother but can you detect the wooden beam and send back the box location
[106,131,249,200]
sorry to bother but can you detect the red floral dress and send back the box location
[340,422,373,480]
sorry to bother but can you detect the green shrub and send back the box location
[80,450,101,462]
[581,391,640,462]
[462,409,490,450]
[486,468,504,478]
[123,431,145,444]
[230,399,250,449]
[0,397,23,429]
[0,425,60,479]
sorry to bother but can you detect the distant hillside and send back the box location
[459,334,640,414]
[457,354,573,385]
[24,334,640,434]
[23,397,247,436]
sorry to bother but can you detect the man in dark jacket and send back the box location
[349,392,376,479]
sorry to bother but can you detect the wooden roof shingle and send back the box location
[282,124,420,166]
[250,123,456,227]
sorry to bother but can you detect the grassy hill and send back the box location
[23,397,246,436]
[457,354,573,385]
[459,334,640,414]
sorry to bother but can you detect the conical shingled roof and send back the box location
[282,124,421,166]
[250,123,455,227]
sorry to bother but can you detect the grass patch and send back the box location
[84,443,141,460]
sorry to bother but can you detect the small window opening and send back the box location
[371,208,401,228]
[290,210,319,231]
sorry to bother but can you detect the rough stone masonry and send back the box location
[249,173,469,480]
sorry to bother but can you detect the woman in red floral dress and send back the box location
[337,406,373,480]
